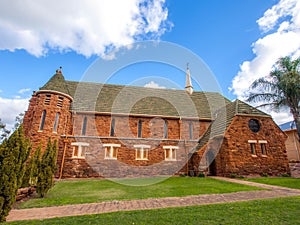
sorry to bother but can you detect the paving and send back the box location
[6,177,300,222]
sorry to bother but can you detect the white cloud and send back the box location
[0,0,170,57]
[0,97,29,130]
[144,81,166,89]
[230,0,300,124]
[18,88,31,94]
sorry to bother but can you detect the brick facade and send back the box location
[23,72,290,178]
[190,115,290,177]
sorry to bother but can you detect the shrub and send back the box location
[198,173,205,178]
[0,126,30,222]
[36,139,58,198]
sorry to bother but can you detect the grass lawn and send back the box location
[18,177,262,209]
[9,197,300,225]
[246,177,300,190]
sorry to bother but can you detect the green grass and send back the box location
[9,197,300,225]
[18,177,262,209]
[246,177,300,190]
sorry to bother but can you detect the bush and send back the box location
[198,173,205,178]
[229,174,238,178]
[261,173,268,177]
[0,126,30,222]
[36,139,58,198]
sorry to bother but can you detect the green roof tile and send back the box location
[40,72,70,96]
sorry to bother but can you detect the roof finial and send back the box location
[185,63,193,95]
[56,66,62,74]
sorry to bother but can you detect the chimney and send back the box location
[185,63,193,95]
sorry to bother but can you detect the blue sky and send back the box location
[1,0,300,128]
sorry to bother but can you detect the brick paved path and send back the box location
[6,177,300,222]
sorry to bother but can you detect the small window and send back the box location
[110,118,115,136]
[137,120,143,138]
[57,96,64,107]
[189,122,193,139]
[39,110,46,131]
[104,144,120,160]
[44,95,51,105]
[71,142,89,159]
[163,146,178,161]
[261,143,267,155]
[134,144,150,160]
[163,120,168,139]
[82,116,87,135]
[259,140,267,155]
[250,143,256,155]
[53,112,60,132]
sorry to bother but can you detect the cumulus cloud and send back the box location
[0,97,29,130]
[230,0,300,124]
[0,0,170,57]
[144,81,166,89]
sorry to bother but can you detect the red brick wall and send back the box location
[191,115,290,177]
[23,91,72,152]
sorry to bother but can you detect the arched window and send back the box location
[110,118,115,136]
[82,116,87,135]
[163,120,168,138]
[39,110,46,131]
[53,112,60,132]
[137,120,142,138]
[189,122,193,139]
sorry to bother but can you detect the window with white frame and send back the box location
[103,143,120,160]
[71,142,89,159]
[134,144,150,160]
[248,140,257,156]
[163,146,178,161]
[259,140,267,156]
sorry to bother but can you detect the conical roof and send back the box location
[40,71,70,96]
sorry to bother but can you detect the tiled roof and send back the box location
[39,73,231,119]
[197,99,270,150]
[40,73,70,96]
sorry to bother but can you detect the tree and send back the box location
[0,119,10,142]
[36,139,58,198]
[247,56,300,140]
[22,144,41,187]
[0,125,31,222]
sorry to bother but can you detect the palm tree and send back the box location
[247,56,300,141]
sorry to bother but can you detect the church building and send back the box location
[23,68,290,178]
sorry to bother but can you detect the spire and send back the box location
[185,63,193,95]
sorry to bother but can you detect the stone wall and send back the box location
[23,90,72,152]
[190,115,290,177]
[58,136,198,178]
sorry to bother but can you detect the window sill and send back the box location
[262,155,268,157]
[72,157,85,159]
[251,155,257,158]
[38,130,43,133]
[104,158,117,160]
[165,159,177,161]
[136,158,148,161]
